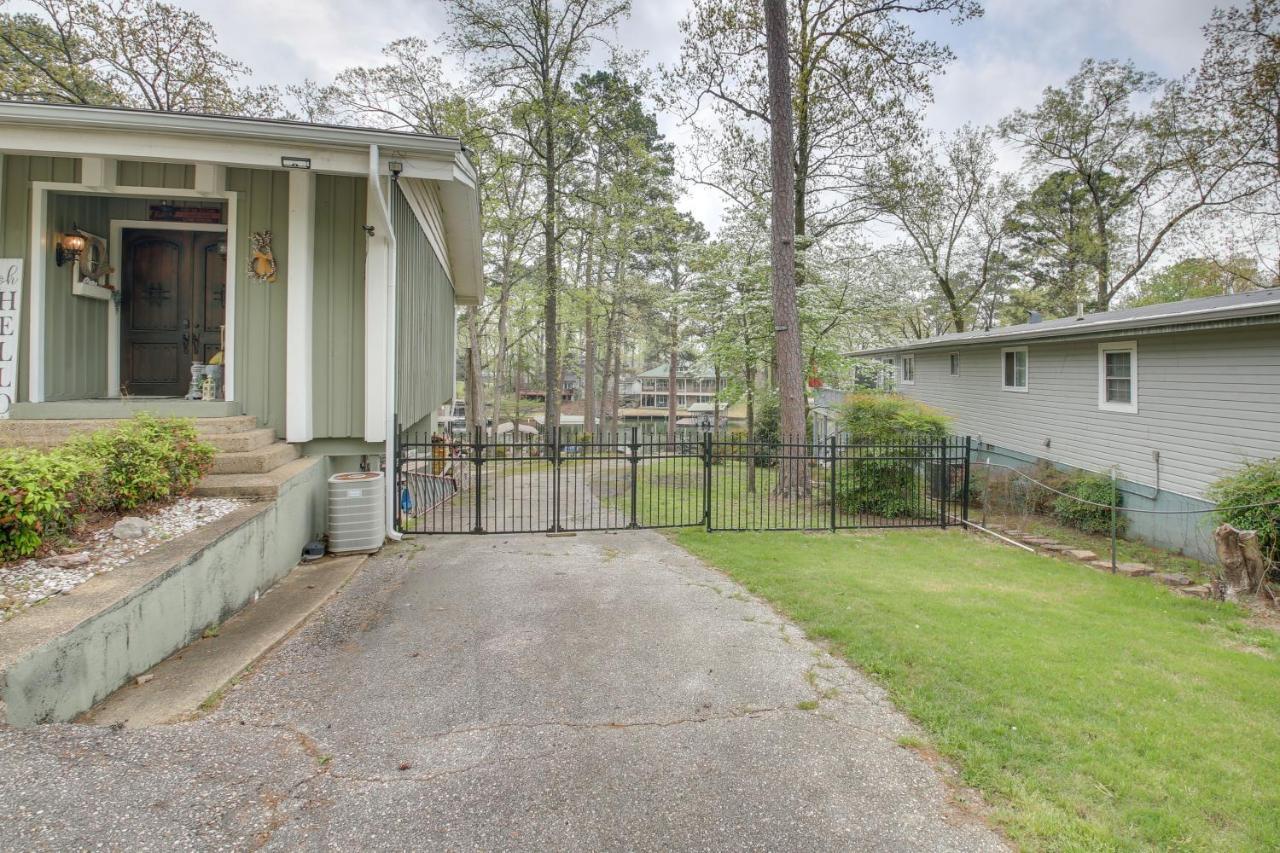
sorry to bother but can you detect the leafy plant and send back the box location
[1209,458,1280,566]
[69,414,215,510]
[838,392,950,443]
[0,447,101,559]
[834,461,928,519]
[833,394,950,517]
[1052,472,1125,536]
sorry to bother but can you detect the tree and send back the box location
[442,0,630,437]
[0,0,277,114]
[762,0,806,496]
[1127,256,1262,307]
[867,126,1018,332]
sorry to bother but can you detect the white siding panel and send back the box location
[898,326,1280,499]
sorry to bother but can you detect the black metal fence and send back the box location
[394,427,971,536]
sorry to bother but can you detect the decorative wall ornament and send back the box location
[247,231,278,283]
[71,231,114,301]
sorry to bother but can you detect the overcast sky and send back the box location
[155,0,1228,229]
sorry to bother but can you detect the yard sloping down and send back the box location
[673,528,1280,850]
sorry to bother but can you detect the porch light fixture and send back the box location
[56,224,87,267]
[216,240,228,257]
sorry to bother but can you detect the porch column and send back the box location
[286,169,315,443]
[363,182,391,443]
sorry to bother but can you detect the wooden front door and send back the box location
[121,230,226,397]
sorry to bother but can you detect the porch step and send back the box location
[194,416,259,435]
[210,442,300,475]
[194,457,319,498]
[204,428,277,453]
[0,415,259,449]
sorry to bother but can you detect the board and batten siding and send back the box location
[895,326,1280,500]
[392,182,455,432]
[311,174,367,439]
[226,168,289,438]
[115,161,194,190]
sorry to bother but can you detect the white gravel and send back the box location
[0,497,244,622]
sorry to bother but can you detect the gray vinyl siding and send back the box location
[226,168,289,438]
[115,161,195,190]
[895,326,1280,500]
[311,175,367,439]
[392,182,455,431]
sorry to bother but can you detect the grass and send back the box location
[671,527,1280,851]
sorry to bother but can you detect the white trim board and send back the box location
[28,181,236,403]
[107,219,229,399]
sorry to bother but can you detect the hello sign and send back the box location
[0,259,22,419]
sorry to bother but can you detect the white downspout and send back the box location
[368,144,403,541]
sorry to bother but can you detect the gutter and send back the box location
[367,144,402,542]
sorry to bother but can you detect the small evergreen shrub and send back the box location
[1052,472,1126,536]
[69,415,215,510]
[833,394,950,517]
[1209,458,1280,566]
[0,447,102,559]
[837,393,949,444]
[833,461,927,519]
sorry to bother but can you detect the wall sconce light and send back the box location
[56,224,87,267]
[216,240,228,257]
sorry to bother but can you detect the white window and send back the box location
[1002,347,1028,392]
[1098,341,1138,413]
[901,354,915,384]
[949,352,960,376]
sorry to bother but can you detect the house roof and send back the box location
[0,101,483,305]
[852,289,1280,356]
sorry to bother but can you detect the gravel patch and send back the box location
[0,498,244,623]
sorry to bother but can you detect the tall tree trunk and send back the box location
[713,363,721,434]
[745,359,757,494]
[666,317,678,450]
[543,96,560,438]
[764,0,808,496]
[611,344,621,440]
[584,309,596,439]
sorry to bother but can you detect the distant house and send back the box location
[853,291,1280,559]
[637,365,725,410]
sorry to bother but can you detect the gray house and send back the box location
[854,291,1280,559]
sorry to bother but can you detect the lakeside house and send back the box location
[0,101,482,534]
[852,291,1280,559]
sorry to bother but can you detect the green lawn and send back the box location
[672,528,1280,851]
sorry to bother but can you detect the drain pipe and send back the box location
[368,143,403,542]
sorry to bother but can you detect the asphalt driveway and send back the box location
[0,529,1004,850]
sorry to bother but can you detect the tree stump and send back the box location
[1213,523,1269,600]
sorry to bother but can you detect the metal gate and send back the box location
[394,427,970,536]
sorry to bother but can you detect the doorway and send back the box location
[120,229,227,397]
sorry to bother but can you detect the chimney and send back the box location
[1028,310,1042,324]
[1076,301,1085,320]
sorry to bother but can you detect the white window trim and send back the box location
[948,351,960,377]
[1001,346,1029,393]
[900,354,915,385]
[1097,340,1138,414]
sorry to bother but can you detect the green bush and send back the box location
[69,414,215,510]
[1052,472,1126,536]
[0,415,216,560]
[1209,458,1280,565]
[0,447,102,559]
[833,394,950,518]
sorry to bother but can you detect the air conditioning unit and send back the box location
[327,471,385,554]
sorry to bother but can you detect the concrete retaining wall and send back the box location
[0,458,329,726]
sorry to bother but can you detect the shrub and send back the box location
[1052,472,1126,536]
[837,393,949,444]
[0,447,102,559]
[1209,458,1280,566]
[69,414,215,510]
[834,461,927,519]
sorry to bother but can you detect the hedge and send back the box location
[0,415,216,560]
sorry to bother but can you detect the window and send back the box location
[949,352,960,376]
[1098,341,1138,413]
[1002,347,1028,392]
[901,354,915,384]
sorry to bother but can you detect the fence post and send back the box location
[551,427,562,533]
[703,432,713,531]
[938,438,947,529]
[1110,467,1118,573]
[628,426,640,529]
[962,436,972,526]
[828,435,838,531]
[471,426,484,534]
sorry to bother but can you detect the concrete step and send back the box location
[204,428,277,453]
[0,415,258,449]
[194,457,319,498]
[209,442,300,475]
[194,416,259,435]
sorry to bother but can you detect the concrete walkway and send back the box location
[0,530,1004,850]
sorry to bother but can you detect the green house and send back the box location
[0,102,482,536]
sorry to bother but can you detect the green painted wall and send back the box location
[226,168,289,437]
[312,175,367,438]
[115,161,194,190]
[1,155,81,403]
[392,182,455,431]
